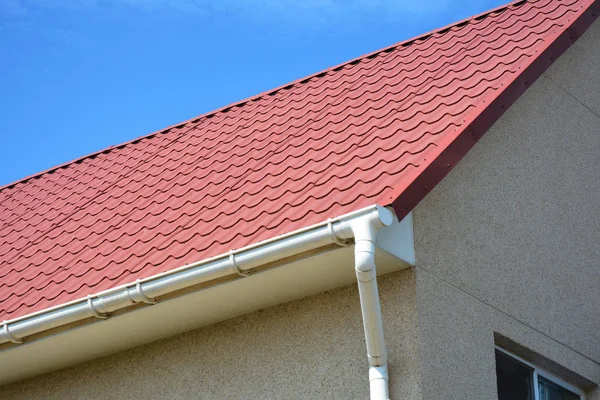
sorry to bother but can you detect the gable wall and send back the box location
[412,18,600,400]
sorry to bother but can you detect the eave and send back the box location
[0,206,415,385]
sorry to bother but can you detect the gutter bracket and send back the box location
[87,296,109,319]
[328,218,351,247]
[135,280,158,304]
[2,321,24,344]
[229,250,251,277]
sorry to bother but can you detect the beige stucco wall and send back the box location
[0,268,422,399]
[412,18,600,400]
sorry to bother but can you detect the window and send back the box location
[495,348,584,400]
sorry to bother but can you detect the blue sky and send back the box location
[0,0,505,187]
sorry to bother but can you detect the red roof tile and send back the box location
[1,0,597,321]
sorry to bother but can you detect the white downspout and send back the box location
[339,206,393,400]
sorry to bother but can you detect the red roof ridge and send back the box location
[0,0,528,194]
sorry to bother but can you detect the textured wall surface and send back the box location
[0,269,421,399]
[412,18,600,400]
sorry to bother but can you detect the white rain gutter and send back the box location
[1,204,393,399]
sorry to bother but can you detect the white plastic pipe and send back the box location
[370,366,389,400]
[344,207,393,400]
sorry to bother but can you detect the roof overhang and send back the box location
[0,207,414,385]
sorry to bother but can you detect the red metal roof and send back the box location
[1,0,597,321]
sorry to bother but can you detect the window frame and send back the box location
[495,347,585,400]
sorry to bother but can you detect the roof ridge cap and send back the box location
[0,0,521,193]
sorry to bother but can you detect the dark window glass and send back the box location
[538,376,580,400]
[495,350,534,400]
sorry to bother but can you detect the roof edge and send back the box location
[0,205,393,346]
[389,0,599,220]
[0,0,523,193]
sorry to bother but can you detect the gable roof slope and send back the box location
[0,0,597,321]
